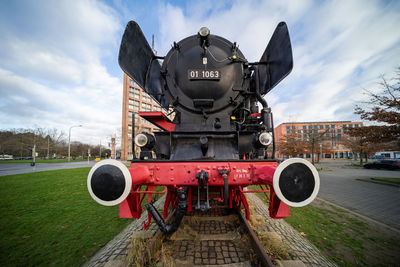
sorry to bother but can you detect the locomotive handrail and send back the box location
[239,187,270,193]
[133,186,167,194]
[240,185,271,201]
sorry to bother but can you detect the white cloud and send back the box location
[0,0,123,145]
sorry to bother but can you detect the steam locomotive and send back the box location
[87,21,320,233]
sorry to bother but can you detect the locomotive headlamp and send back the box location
[134,133,148,147]
[199,27,210,37]
[259,132,273,146]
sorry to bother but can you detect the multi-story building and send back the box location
[274,121,363,159]
[121,73,164,161]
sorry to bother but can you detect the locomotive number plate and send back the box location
[188,69,221,80]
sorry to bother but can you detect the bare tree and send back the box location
[303,128,331,164]
[349,68,400,148]
[277,132,306,158]
[342,134,376,164]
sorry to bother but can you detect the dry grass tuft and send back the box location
[127,233,165,266]
[263,242,290,260]
[160,244,175,267]
[247,198,290,260]
[127,238,148,267]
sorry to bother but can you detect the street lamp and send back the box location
[68,125,82,162]
[320,143,322,162]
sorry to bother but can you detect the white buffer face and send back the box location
[272,158,320,207]
[87,159,132,206]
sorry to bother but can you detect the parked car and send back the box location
[368,155,385,159]
[364,160,400,170]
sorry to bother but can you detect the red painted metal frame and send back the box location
[125,161,276,186]
[139,112,175,131]
[119,160,290,222]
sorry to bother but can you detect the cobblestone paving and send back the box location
[191,220,237,234]
[167,207,254,266]
[246,194,337,267]
[83,195,166,267]
[172,240,250,265]
[191,206,231,216]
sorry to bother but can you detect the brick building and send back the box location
[274,121,363,159]
[121,73,164,161]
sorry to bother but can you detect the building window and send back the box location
[129,79,137,86]
[154,106,162,112]
[141,103,151,111]
[128,112,138,122]
[141,118,150,125]
[129,102,139,111]
[132,100,139,111]
[143,95,152,103]
[129,87,140,99]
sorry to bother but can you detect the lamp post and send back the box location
[68,125,82,162]
[320,143,322,162]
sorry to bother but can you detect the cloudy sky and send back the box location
[0,0,399,146]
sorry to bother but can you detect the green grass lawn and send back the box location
[0,158,91,164]
[0,168,131,266]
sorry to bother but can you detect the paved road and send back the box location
[0,161,96,176]
[316,162,400,230]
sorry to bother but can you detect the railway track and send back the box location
[131,201,274,266]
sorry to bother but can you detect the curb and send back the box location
[356,178,400,188]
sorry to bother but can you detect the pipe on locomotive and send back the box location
[87,158,319,208]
